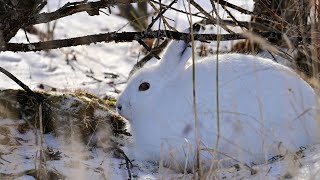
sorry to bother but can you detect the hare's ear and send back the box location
[158,29,194,75]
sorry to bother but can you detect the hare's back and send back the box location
[195,53,296,80]
[192,54,311,92]
[185,54,317,164]
[183,53,316,137]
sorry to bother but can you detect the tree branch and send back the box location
[210,0,253,16]
[150,0,283,33]
[26,0,142,26]
[0,30,289,52]
[0,67,43,103]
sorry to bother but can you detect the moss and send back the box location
[110,114,126,131]
[70,100,82,108]
[105,98,117,108]
[74,90,117,110]
[0,89,129,147]
[15,90,55,133]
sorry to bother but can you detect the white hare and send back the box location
[116,35,319,168]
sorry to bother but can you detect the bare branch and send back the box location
[0,30,254,52]
[146,0,177,31]
[149,0,280,33]
[210,0,253,16]
[189,0,232,34]
[129,39,169,77]
[0,30,307,52]
[137,39,160,59]
[26,0,143,26]
[0,67,43,103]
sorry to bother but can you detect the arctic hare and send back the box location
[116,36,319,168]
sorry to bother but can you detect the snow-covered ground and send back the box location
[1,0,320,179]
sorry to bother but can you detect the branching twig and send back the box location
[210,0,282,27]
[151,0,283,33]
[112,147,135,180]
[137,39,160,59]
[26,0,142,26]
[212,0,245,31]
[190,0,233,34]
[129,39,169,77]
[210,0,253,16]
[146,0,177,30]
[146,0,177,31]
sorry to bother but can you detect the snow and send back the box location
[0,0,320,179]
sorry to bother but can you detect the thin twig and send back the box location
[146,0,177,31]
[211,0,253,15]
[113,147,134,180]
[150,0,280,33]
[146,0,177,30]
[210,0,278,26]
[0,67,43,103]
[137,39,160,59]
[129,39,169,77]
[215,1,246,31]
[151,0,280,32]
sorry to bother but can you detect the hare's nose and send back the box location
[117,105,122,111]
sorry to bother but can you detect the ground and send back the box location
[0,0,320,179]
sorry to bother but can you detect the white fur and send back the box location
[117,40,319,168]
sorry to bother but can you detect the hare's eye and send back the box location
[139,82,150,91]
